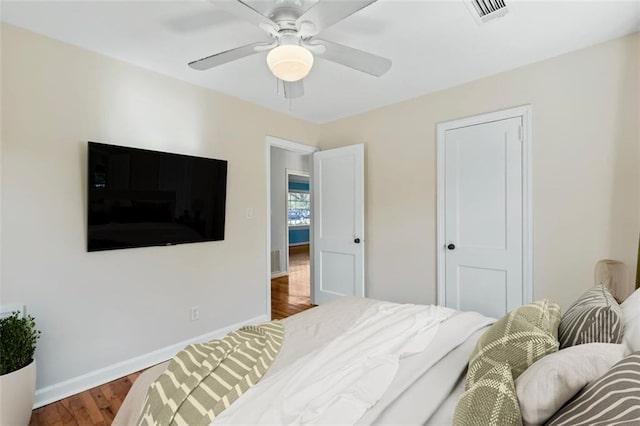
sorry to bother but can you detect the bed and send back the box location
[114,287,640,426]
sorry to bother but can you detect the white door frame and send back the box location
[436,105,533,308]
[265,136,318,319]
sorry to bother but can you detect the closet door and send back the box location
[438,110,530,318]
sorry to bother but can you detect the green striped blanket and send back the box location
[137,321,284,426]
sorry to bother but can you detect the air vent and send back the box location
[271,249,282,274]
[466,0,509,24]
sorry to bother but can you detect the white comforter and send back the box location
[113,297,494,426]
[214,302,455,425]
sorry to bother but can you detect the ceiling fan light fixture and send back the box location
[266,45,314,82]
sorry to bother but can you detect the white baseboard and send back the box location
[33,314,269,409]
[271,271,288,279]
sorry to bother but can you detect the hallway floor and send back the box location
[271,244,315,320]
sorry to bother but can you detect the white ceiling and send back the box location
[2,1,639,123]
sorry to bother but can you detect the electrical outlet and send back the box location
[190,306,200,321]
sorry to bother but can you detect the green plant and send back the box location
[0,312,41,375]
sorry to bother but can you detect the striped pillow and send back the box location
[546,351,640,425]
[558,284,623,348]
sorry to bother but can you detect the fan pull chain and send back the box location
[274,78,294,111]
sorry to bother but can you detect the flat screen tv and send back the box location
[87,142,227,252]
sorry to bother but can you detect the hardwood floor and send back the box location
[29,372,142,426]
[271,244,314,320]
[30,245,314,425]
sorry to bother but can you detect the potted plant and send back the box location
[0,311,41,425]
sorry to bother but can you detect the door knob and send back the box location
[447,243,456,250]
[354,238,361,244]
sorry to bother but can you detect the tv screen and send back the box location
[87,142,227,251]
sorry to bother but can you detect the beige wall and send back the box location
[0,24,318,394]
[318,33,640,310]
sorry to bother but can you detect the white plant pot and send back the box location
[0,360,36,426]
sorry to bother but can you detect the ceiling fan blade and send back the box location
[311,39,391,77]
[254,41,278,52]
[301,42,326,55]
[212,0,278,35]
[188,42,270,70]
[283,80,304,99]
[296,0,378,38]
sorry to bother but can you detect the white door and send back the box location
[440,114,528,318]
[313,144,365,304]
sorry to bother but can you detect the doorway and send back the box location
[436,106,532,318]
[265,137,366,319]
[275,170,312,319]
[266,137,316,320]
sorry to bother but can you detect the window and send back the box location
[288,191,310,226]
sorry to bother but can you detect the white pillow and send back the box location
[621,288,640,354]
[514,343,625,426]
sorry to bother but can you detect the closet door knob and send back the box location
[354,238,361,244]
[447,243,456,250]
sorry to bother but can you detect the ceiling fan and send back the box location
[188,0,392,99]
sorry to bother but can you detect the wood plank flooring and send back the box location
[29,373,142,426]
[271,244,314,320]
[30,245,313,425]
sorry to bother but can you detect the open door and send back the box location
[312,144,365,304]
